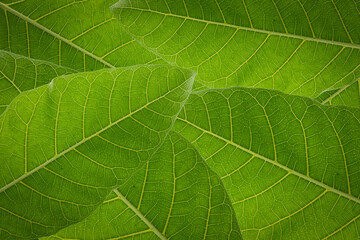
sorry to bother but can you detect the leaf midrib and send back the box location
[0,2,115,68]
[117,6,360,49]
[176,117,360,204]
[0,77,190,194]
[114,189,166,240]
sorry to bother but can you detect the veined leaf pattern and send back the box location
[0,0,163,71]
[0,50,76,115]
[0,51,243,240]
[316,77,360,107]
[1,0,359,239]
[43,132,242,240]
[0,65,195,239]
[173,87,360,239]
[112,0,360,106]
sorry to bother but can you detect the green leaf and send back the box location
[42,132,242,240]
[173,87,360,239]
[0,0,163,71]
[0,50,76,115]
[316,78,360,107]
[111,0,360,105]
[0,65,195,239]
[0,50,241,240]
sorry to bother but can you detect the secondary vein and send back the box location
[176,117,360,204]
[0,2,115,68]
[114,189,167,240]
[117,6,360,49]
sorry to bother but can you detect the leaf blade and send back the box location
[42,132,242,240]
[0,50,76,115]
[173,87,360,238]
[0,0,164,71]
[316,78,360,107]
[112,0,360,106]
[0,65,195,239]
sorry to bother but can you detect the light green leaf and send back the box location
[0,65,195,239]
[111,0,360,105]
[316,78,360,107]
[173,87,360,239]
[43,132,242,240]
[0,50,76,115]
[0,0,163,71]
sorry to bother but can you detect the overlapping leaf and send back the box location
[0,65,195,239]
[0,51,243,240]
[0,0,163,71]
[43,132,242,240]
[0,50,76,115]
[1,0,359,239]
[173,87,360,239]
[112,0,360,106]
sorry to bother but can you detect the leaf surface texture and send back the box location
[173,87,360,239]
[112,0,360,106]
[0,0,163,71]
[43,132,242,240]
[0,50,76,115]
[0,65,195,239]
